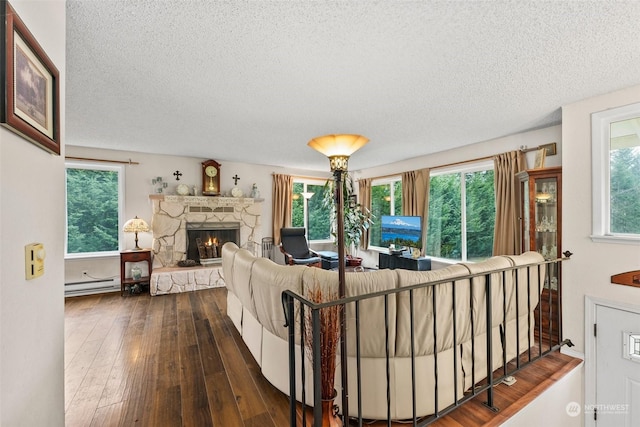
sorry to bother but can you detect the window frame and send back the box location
[65,161,126,259]
[368,176,402,251]
[426,159,495,262]
[591,102,640,245]
[292,178,333,244]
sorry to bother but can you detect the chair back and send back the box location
[280,228,312,258]
[262,237,274,259]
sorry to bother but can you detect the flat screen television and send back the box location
[380,215,423,249]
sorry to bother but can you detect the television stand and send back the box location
[379,252,431,271]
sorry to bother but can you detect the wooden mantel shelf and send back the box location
[149,194,264,202]
[611,270,640,288]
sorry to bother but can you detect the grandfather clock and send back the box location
[201,159,221,196]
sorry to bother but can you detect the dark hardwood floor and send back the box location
[64,288,580,427]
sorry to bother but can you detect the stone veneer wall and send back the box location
[149,195,263,268]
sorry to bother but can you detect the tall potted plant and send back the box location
[322,174,374,265]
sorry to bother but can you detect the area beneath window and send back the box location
[590,234,640,245]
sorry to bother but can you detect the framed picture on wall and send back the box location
[534,148,546,169]
[0,0,60,155]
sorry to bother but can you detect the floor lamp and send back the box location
[308,133,369,422]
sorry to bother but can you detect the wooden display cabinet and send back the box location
[517,166,562,346]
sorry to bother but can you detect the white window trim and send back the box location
[65,161,126,259]
[368,176,402,251]
[427,159,495,262]
[591,102,640,245]
[292,178,333,244]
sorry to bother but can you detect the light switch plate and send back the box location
[25,243,45,279]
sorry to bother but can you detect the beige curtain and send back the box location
[272,174,293,245]
[358,178,372,250]
[493,150,526,255]
[402,168,430,254]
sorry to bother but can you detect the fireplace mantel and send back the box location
[149,194,264,206]
[149,194,263,269]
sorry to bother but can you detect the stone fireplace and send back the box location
[149,195,263,290]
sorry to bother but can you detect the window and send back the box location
[426,162,495,261]
[369,177,402,248]
[292,179,331,241]
[592,102,640,243]
[65,162,124,257]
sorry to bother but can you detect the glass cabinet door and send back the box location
[519,167,562,287]
[533,174,560,290]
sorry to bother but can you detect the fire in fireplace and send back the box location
[186,222,240,264]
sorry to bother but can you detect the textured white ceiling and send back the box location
[66,0,640,172]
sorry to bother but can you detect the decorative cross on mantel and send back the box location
[232,174,240,185]
[173,170,182,181]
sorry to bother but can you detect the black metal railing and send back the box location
[282,254,573,426]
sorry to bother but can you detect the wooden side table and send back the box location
[120,249,152,296]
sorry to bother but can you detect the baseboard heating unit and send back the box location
[65,278,119,297]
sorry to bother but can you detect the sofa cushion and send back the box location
[395,264,472,357]
[251,257,306,341]
[460,256,514,335]
[458,254,544,387]
[232,247,259,318]
[502,251,546,359]
[502,251,546,321]
[301,268,398,358]
[221,242,240,294]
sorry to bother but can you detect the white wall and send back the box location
[0,1,65,425]
[64,146,330,286]
[502,361,584,426]
[358,124,561,180]
[562,84,640,354]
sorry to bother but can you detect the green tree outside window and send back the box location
[66,166,121,254]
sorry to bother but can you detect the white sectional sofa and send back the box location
[221,242,545,420]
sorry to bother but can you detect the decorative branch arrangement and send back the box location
[304,281,342,401]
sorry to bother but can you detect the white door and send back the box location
[596,304,640,426]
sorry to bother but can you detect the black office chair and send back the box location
[279,227,322,267]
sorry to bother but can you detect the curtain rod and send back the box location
[65,156,139,165]
[362,142,556,181]
[520,142,557,154]
[271,172,330,181]
[359,154,495,182]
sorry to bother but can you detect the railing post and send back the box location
[283,292,297,426]
[484,273,496,411]
[312,307,322,426]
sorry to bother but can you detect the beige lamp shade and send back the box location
[123,216,150,250]
[308,134,369,171]
[307,134,369,157]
